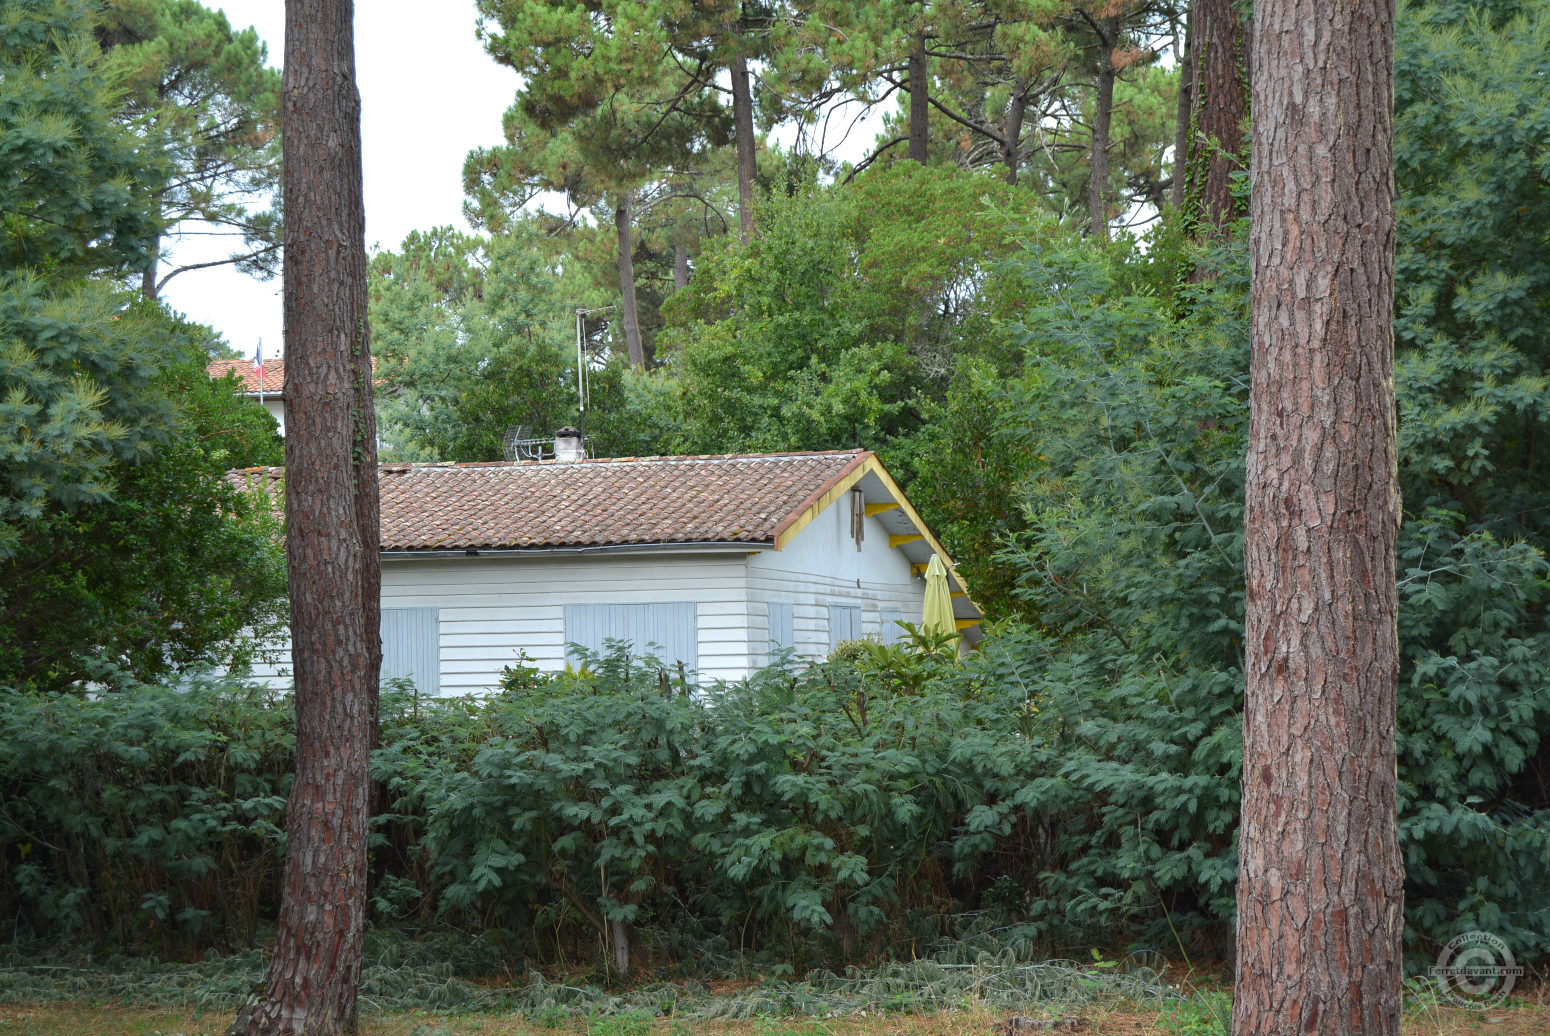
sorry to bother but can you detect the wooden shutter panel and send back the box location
[564,603,698,671]
[768,602,794,650]
[381,606,440,695]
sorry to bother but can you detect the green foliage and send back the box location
[0,0,173,553]
[969,212,1550,960]
[370,224,634,461]
[1159,991,1231,1036]
[9,615,1544,973]
[0,675,292,947]
[0,0,163,276]
[95,0,283,291]
[0,309,286,691]
[653,162,1030,454]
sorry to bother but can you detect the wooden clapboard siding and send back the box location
[244,550,756,694]
[747,503,924,668]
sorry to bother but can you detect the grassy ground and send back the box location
[0,999,1546,1036]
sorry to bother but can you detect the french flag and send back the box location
[254,340,265,386]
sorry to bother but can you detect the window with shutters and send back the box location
[564,603,698,671]
[381,606,440,695]
[880,607,904,646]
[828,604,861,651]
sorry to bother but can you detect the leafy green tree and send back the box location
[0,314,286,691]
[94,0,283,298]
[0,0,287,693]
[370,224,630,461]
[0,0,171,556]
[654,163,1026,455]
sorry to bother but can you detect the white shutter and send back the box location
[768,602,794,650]
[381,606,440,695]
[880,608,904,646]
[564,603,698,670]
[828,604,861,651]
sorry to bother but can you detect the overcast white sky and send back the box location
[159,1,516,360]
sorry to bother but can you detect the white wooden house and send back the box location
[232,446,982,694]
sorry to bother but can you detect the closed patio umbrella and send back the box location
[922,554,959,648]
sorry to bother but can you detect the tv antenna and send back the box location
[574,305,616,440]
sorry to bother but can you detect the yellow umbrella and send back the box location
[921,554,959,648]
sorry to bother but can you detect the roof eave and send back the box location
[379,540,776,559]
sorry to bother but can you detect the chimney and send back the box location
[554,427,585,463]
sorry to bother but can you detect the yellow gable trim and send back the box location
[772,456,982,627]
[864,502,899,516]
[772,463,870,551]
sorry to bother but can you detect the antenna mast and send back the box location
[573,305,617,440]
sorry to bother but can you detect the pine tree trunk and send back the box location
[907,33,929,163]
[730,54,757,242]
[615,197,644,369]
[1002,84,1026,186]
[1185,0,1248,230]
[1170,5,1193,210]
[1087,18,1118,242]
[1236,0,1402,1028]
[229,0,380,1033]
[673,243,690,290]
[141,248,159,300]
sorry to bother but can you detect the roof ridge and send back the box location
[379,449,867,473]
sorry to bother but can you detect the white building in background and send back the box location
[208,358,286,434]
[231,444,983,694]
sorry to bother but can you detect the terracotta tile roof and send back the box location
[229,451,869,551]
[209,358,286,396]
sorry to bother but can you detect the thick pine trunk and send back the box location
[730,53,757,242]
[1236,0,1402,1029]
[1087,18,1118,242]
[1170,6,1193,210]
[907,34,928,163]
[1184,0,1248,230]
[228,1,380,1033]
[614,198,644,369]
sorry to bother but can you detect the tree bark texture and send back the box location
[1184,0,1249,231]
[614,198,644,368]
[1170,4,1193,210]
[141,247,159,299]
[673,242,691,290]
[730,53,757,242]
[907,34,929,163]
[229,0,380,1033]
[1087,18,1119,242]
[1236,0,1402,1030]
[1002,83,1026,186]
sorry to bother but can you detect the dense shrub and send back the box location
[2,625,1546,971]
[0,675,292,948]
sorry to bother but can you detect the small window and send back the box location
[564,603,698,670]
[828,604,861,651]
[880,608,904,646]
[768,602,794,650]
[381,606,440,695]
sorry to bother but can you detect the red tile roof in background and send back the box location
[229,451,870,551]
[209,358,285,396]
